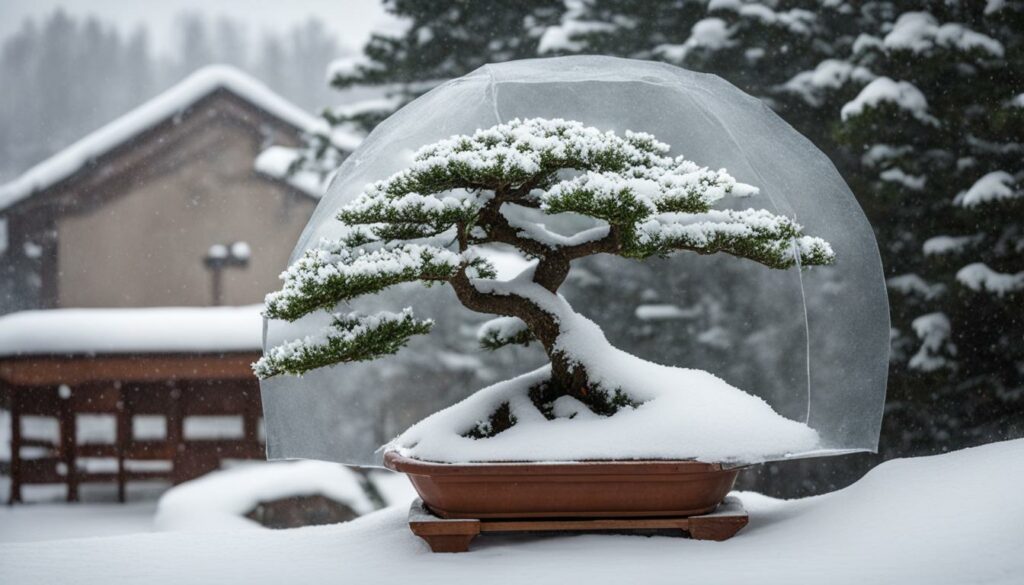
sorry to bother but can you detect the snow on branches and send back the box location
[264,243,495,322]
[477,316,534,350]
[636,209,834,269]
[256,118,835,388]
[253,309,433,378]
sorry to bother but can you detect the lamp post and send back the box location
[203,241,251,306]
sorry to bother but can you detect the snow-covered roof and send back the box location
[0,305,263,357]
[0,65,326,213]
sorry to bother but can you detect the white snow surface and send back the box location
[0,305,263,356]
[861,144,912,167]
[883,12,1004,58]
[3,439,1024,584]
[0,65,324,212]
[841,77,937,124]
[782,59,875,107]
[922,235,976,256]
[879,167,925,190]
[886,273,945,300]
[155,461,375,532]
[956,170,1019,207]
[634,303,697,321]
[538,19,615,54]
[0,502,158,544]
[476,316,530,343]
[389,272,819,463]
[956,263,1024,296]
[908,312,953,372]
[657,18,735,62]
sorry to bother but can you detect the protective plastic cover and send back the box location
[260,56,889,466]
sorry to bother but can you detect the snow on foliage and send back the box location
[477,316,533,350]
[254,309,435,378]
[881,12,1004,58]
[955,171,1020,207]
[782,59,876,107]
[264,243,484,322]
[734,4,815,36]
[908,312,954,372]
[656,18,735,62]
[635,209,833,267]
[841,77,937,125]
[326,55,374,83]
[922,235,977,256]
[861,144,912,168]
[886,274,945,300]
[956,263,1024,296]
[259,118,834,461]
[538,18,615,54]
[879,168,926,190]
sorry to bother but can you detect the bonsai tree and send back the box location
[255,118,834,424]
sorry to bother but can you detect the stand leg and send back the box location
[419,533,478,553]
[687,496,749,541]
[408,499,480,553]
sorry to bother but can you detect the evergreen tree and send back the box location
[539,1,852,115]
[531,0,1023,489]
[324,0,566,133]
[817,3,1024,454]
[256,118,833,425]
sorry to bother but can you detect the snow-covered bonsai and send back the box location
[255,118,834,457]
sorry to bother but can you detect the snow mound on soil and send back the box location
[155,461,375,532]
[390,273,819,463]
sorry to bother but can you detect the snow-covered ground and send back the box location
[155,460,377,532]
[2,439,1022,585]
[0,501,157,544]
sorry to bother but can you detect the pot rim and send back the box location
[383,450,746,475]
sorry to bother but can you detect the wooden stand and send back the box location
[408,496,748,553]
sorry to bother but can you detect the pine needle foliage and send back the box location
[255,118,834,398]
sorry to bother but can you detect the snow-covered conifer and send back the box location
[256,118,834,420]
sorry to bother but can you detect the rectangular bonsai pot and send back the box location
[384,451,741,519]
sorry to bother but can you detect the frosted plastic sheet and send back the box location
[260,56,889,466]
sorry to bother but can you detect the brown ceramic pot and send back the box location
[384,451,741,519]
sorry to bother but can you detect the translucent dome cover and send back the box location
[260,56,888,467]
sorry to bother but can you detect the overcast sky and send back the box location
[0,0,397,55]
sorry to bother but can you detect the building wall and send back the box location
[55,117,316,308]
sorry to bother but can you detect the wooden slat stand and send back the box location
[408,496,748,553]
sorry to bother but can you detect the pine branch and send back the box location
[541,163,757,223]
[399,120,669,192]
[633,209,836,268]
[261,118,837,381]
[253,309,433,379]
[264,242,495,322]
[338,190,487,237]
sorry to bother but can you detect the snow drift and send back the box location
[3,439,1022,584]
